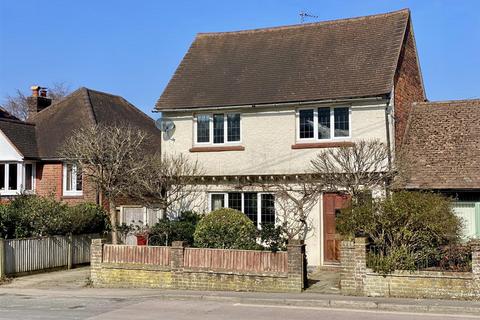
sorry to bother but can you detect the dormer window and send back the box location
[195,113,241,145]
[297,106,351,141]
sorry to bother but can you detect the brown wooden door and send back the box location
[323,193,350,262]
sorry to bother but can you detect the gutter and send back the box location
[156,95,388,113]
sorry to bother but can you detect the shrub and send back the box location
[337,191,462,273]
[148,211,200,246]
[258,223,287,252]
[0,194,108,239]
[66,203,109,235]
[194,208,257,249]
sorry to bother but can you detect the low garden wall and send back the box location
[340,238,480,300]
[91,239,306,292]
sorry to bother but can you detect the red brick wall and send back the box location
[393,21,425,149]
[35,162,97,205]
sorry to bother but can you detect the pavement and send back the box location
[1,267,480,319]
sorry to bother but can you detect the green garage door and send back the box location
[452,202,480,239]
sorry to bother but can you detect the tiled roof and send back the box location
[156,9,410,110]
[0,118,39,159]
[402,99,480,189]
[0,107,19,120]
[31,87,162,159]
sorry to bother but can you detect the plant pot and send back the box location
[136,234,148,246]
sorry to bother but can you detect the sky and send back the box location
[0,1,479,119]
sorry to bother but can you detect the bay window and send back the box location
[298,106,351,141]
[63,163,83,196]
[195,113,241,144]
[209,192,275,228]
[0,162,34,195]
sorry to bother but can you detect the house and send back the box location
[0,87,162,221]
[402,99,480,239]
[156,9,425,266]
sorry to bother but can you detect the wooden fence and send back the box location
[183,248,288,273]
[102,244,170,266]
[0,234,97,277]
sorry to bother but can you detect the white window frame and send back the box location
[194,112,242,145]
[62,163,83,196]
[296,106,352,142]
[22,162,36,193]
[0,162,22,196]
[208,192,275,228]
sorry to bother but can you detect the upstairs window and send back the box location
[298,107,351,141]
[63,163,83,196]
[195,113,241,144]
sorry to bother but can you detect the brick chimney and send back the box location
[27,85,52,119]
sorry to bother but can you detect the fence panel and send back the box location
[72,234,97,265]
[4,234,96,275]
[183,248,288,273]
[5,236,68,275]
[102,244,170,266]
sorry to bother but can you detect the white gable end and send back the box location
[0,129,23,161]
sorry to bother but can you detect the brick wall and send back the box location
[35,162,97,205]
[90,239,306,292]
[394,20,425,149]
[340,238,480,300]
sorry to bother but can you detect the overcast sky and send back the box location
[1,0,479,118]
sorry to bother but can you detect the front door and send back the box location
[323,193,350,263]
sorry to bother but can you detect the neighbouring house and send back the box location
[156,9,425,266]
[402,99,480,239]
[0,86,162,226]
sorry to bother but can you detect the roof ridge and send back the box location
[0,117,36,126]
[118,97,155,124]
[197,8,409,37]
[81,88,98,124]
[413,98,480,106]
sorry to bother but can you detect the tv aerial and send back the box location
[155,118,176,141]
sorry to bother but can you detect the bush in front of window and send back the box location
[0,194,108,239]
[257,223,287,252]
[193,208,258,250]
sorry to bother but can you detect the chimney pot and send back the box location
[30,85,40,97]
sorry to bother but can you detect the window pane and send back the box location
[8,163,17,190]
[261,194,276,225]
[227,113,240,142]
[228,192,242,211]
[213,114,224,144]
[243,193,258,226]
[299,109,314,139]
[211,194,225,211]
[25,164,33,190]
[76,167,83,191]
[334,107,349,137]
[66,164,73,191]
[196,114,210,143]
[0,164,5,190]
[318,107,331,139]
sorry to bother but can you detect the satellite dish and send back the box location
[155,118,176,140]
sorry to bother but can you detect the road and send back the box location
[0,292,478,320]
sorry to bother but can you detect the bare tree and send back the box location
[260,177,320,241]
[3,82,71,120]
[131,153,202,219]
[60,124,148,244]
[310,139,394,200]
